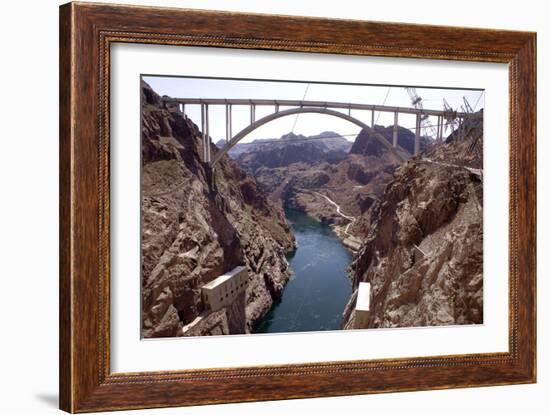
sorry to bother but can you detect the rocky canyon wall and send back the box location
[140,81,295,338]
[343,115,484,329]
[241,127,415,246]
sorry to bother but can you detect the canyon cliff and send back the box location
[232,126,419,249]
[140,81,295,338]
[343,113,483,328]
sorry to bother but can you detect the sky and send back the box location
[143,75,484,144]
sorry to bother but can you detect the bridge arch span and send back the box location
[212,107,410,165]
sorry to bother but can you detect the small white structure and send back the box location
[343,236,362,252]
[201,266,249,312]
[353,282,371,329]
[413,243,427,263]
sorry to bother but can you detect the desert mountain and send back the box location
[224,131,352,173]
[350,124,430,156]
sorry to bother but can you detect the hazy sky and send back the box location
[143,75,484,143]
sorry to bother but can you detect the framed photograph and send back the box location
[59,2,536,412]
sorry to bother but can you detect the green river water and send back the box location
[253,208,353,334]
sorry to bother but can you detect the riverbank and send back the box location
[293,190,364,252]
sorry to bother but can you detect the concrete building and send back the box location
[343,236,363,252]
[201,266,249,312]
[353,282,371,329]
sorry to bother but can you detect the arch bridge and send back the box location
[162,98,467,166]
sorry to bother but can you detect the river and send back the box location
[253,208,353,334]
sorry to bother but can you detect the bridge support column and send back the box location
[206,104,211,163]
[458,116,464,141]
[393,112,399,147]
[201,104,211,163]
[225,104,232,146]
[371,109,375,128]
[202,104,206,160]
[250,104,255,124]
[414,113,421,156]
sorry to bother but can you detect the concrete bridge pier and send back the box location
[414,113,421,156]
[225,103,232,144]
[393,112,399,147]
[201,103,211,164]
[250,103,256,124]
[436,115,443,142]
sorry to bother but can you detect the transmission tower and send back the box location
[405,87,437,139]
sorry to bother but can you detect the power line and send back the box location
[472,91,485,112]
[375,87,391,125]
[291,83,310,133]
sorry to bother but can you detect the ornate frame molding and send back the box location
[60,2,536,412]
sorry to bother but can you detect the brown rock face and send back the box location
[428,110,484,169]
[245,127,405,244]
[349,126,430,157]
[343,119,484,329]
[349,128,390,157]
[140,81,295,338]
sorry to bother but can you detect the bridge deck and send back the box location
[163,98,467,118]
[161,97,468,165]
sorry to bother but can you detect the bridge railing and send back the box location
[163,98,468,118]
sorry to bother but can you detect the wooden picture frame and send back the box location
[59,2,536,412]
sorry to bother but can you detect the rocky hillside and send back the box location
[237,127,416,247]
[140,81,295,338]
[427,110,483,169]
[370,124,431,155]
[343,117,483,329]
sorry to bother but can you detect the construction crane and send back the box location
[462,96,474,113]
[458,95,475,142]
[442,98,459,134]
[443,96,475,143]
[405,87,438,139]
